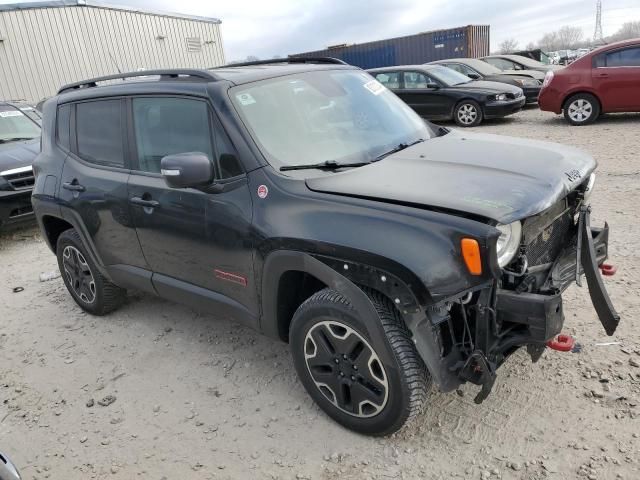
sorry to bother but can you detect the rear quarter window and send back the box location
[56,104,71,151]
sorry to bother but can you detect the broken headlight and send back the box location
[496,221,522,267]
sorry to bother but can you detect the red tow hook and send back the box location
[547,334,575,352]
[599,263,617,276]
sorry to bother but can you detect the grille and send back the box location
[2,167,34,190]
[522,202,575,266]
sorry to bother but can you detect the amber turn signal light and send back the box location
[461,238,482,275]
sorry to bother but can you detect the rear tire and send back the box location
[563,93,600,125]
[56,229,126,315]
[290,288,430,435]
[454,100,483,127]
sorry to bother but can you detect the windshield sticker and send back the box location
[236,93,256,106]
[363,80,385,95]
[0,110,23,118]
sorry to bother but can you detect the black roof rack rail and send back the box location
[218,57,348,68]
[58,69,219,95]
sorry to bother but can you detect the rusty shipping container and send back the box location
[290,25,490,69]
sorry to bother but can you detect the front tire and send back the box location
[563,93,600,125]
[290,288,430,435]
[56,229,126,315]
[454,100,483,127]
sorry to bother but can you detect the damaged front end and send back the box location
[415,181,620,403]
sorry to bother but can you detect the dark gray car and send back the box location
[481,54,562,73]
[0,102,40,229]
[368,65,525,127]
[427,58,542,103]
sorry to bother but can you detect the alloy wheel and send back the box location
[304,320,388,418]
[567,99,593,123]
[62,245,96,304]
[457,104,478,125]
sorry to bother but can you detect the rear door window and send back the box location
[75,100,125,168]
[605,47,640,67]
[403,72,436,89]
[374,72,401,89]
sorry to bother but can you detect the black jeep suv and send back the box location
[32,59,619,436]
[0,102,40,230]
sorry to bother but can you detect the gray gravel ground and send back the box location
[1,107,639,479]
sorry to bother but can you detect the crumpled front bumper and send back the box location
[496,206,620,341]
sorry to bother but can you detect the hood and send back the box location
[0,139,40,173]
[306,131,596,224]
[500,69,545,80]
[448,80,522,95]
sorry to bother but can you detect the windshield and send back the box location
[465,59,502,75]
[427,66,472,86]
[0,106,40,142]
[230,70,433,168]
[510,56,547,69]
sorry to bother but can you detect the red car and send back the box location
[539,38,640,125]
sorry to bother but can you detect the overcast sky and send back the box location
[3,0,640,60]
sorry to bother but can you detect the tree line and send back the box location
[498,20,640,54]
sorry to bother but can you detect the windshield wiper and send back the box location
[280,160,370,171]
[0,137,35,144]
[373,138,425,162]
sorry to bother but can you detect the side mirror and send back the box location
[467,72,480,80]
[0,451,21,480]
[160,152,213,189]
[426,82,440,89]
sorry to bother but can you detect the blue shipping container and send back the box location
[290,25,490,69]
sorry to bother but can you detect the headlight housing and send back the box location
[542,70,554,88]
[492,93,508,101]
[495,221,522,267]
[584,173,596,201]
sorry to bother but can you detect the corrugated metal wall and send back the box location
[290,25,490,69]
[0,4,225,102]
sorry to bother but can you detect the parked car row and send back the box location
[368,38,639,127]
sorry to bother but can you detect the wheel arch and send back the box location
[40,214,74,253]
[562,90,602,112]
[261,250,434,362]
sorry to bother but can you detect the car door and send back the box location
[396,71,450,118]
[126,96,257,316]
[59,98,149,274]
[593,46,640,111]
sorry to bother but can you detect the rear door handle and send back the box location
[62,181,86,192]
[130,197,160,208]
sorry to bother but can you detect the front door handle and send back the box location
[596,72,609,78]
[62,181,86,192]
[130,196,160,208]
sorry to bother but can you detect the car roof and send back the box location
[482,54,529,62]
[54,61,359,102]
[588,37,640,55]
[367,65,442,73]
[211,63,356,84]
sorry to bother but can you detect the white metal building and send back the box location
[0,0,225,102]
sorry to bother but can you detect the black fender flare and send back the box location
[56,204,112,281]
[261,250,401,365]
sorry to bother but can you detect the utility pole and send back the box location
[593,0,604,42]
